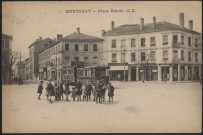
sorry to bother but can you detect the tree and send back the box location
[140,54,150,83]
[2,50,20,84]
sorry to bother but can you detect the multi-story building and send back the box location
[24,58,30,79]
[38,28,104,82]
[28,37,54,81]
[102,13,202,81]
[2,34,13,84]
[15,61,26,79]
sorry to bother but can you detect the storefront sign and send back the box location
[110,66,128,71]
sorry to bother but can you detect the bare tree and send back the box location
[2,50,20,83]
[140,54,150,83]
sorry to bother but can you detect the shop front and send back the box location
[161,66,170,81]
[173,65,178,81]
[194,66,199,80]
[109,65,128,81]
[151,66,158,81]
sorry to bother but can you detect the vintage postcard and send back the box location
[2,1,202,133]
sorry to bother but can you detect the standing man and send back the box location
[108,83,114,103]
[46,80,55,104]
[65,80,71,101]
[37,81,43,100]
[95,80,102,103]
[59,82,64,100]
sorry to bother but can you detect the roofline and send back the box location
[103,29,201,37]
[38,40,61,54]
[2,34,13,40]
[28,38,54,48]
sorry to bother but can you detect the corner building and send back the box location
[102,13,202,81]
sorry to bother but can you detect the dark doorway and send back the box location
[188,66,192,80]
[162,67,170,81]
[173,66,178,81]
[131,67,136,81]
[180,66,185,81]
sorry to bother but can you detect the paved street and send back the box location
[2,82,202,133]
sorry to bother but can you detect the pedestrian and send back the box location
[64,80,71,101]
[86,83,92,101]
[46,80,55,104]
[54,81,60,101]
[37,81,43,100]
[92,82,97,101]
[76,81,82,101]
[82,83,87,101]
[108,83,114,103]
[59,82,64,100]
[45,82,49,101]
[101,82,107,102]
[95,80,102,103]
[71,87,76,101]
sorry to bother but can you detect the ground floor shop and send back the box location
[108,63,202,82]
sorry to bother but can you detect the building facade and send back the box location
[102,13,202,81]
[28,37,54,81]
[2,34,13,84]
[38,28,104,82]
[24,58,30,79]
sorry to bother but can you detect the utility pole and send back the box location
[124,49,126,82]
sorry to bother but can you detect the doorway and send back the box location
[131,67,136,81]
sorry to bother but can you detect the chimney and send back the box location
[102,30,105,36]
[77,27,80,34]
[39,36,42,41]
[189,20,193,30]
[140,18,144,30]
[57,34,63,41]
[153,17,156,28]
[179,13,184,28]
[111,21,115,30]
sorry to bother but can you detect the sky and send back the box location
[2,1,202,60]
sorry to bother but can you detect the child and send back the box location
[37,81,43,100]
[71,87,76,101]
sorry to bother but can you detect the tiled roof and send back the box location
[28,38,54,48]
[103,21,201,36]
[61,32,104,42]
[2,34,13,39]
[38,40,60,54]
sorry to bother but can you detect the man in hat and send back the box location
[107,82,114,103]
[95,80,102,103]
[65,80,71,101]
[37,81,43,100]
[59,81,64,100]
[46,79,55,104]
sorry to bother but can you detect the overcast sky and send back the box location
[2,1,202,60]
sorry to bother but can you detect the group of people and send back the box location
[13,75,23,85]
[37,79,115,104]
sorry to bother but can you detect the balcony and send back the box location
[172,42,180,48]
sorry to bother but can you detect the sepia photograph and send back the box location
[2,1,202,133]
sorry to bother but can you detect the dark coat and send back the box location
[59,84,64,93]
[65,82,71,95]
[108,85,114,97]
[86,85,92,95]
[95,84,102,97]
[71,90,76,98]
[37,84,43,94]
[47,83,55,96]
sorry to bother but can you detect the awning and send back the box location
[110,66,128,71]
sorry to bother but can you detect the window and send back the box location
[195,52,198,62]
[112,40,116,48]
[84,44,88,51]
[163,50,168,61]
[5,39,9,49]
[93,57,98,64]
[150,51,156,61]
[188,52,191,61]
[49,41,52,46]
[84,57,88,63]
[65,56,69,61]
[2,39,5,48]
[121,39,125,49]
[65,44,69,51]
[121,53,125,63]
[141,52,146,61]
[75,57,79,61]
[131,38,136,47]
[68,69,72,74]
[131,53,136,62]
[195,38,198,47]
[150,37,156,46]
[141,38,145,47]
[181,50,184,61]
[93,44,97,51]
[112,53,117,62]
[75,44,79,51]
[56,46,58,52]
[188,37,191,47]
[163,35,168,45]
[181,35,184,45]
